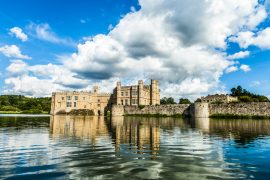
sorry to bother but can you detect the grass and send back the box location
[210,113,270,119]
[0,111,49,114]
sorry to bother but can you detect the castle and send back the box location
[50,79,160,115]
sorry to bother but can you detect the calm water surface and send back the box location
[1,115,270,179]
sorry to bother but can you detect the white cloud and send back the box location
[27,23,75,46]
[240,64,251,72]
[0,45,31,59]
[225,66,238,73]
[3,0,270,99]
[6,60,28,75]
[227,51,250,60]
[230,28,270,49]
[9,27,28,42]
[4,60,91,96]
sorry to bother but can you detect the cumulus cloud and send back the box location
[4,60,90,96]
[230,28,270,49]
[9,27,28,42]
[225,66,238,73]
[27,23,75,46]
[0,45,31,59]
[240,64,251,72]
[227,51,250,60]
[3,0,270,99]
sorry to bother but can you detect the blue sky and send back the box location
[0,0,270,99]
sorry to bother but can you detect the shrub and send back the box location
[138,105,145,109]
[0,105,20,111]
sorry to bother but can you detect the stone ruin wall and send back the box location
[111,102,270,118]
[209,102,270,117]
[112,104,191,116]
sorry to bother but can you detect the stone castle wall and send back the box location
[209,102,270,117]
[112,104,191,116]
[111,102,270,117]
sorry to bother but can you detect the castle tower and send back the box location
[150,79,159,105]
[116,81,121,105]
[138,80,144,105]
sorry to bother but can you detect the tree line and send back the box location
[0,95,51,114]
[161,85,269,104]
[160,97,191,105]
[230,86,269,102]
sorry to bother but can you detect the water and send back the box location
[1,116,270,179]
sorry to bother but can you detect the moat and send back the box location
[1,115,270,179]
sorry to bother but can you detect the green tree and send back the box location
[230,85,269,102]
[179,98,191,104]
[160,97,176,104]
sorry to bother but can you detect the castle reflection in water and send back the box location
[50,115,270,158]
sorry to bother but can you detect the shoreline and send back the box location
[0,114,50,117]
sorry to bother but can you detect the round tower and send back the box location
[194,102,209,118]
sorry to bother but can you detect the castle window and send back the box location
[125,99,128,105]
[132,91,137,96]
[121,92,124,96]
[98,104,100,107]
[66,102,72,107]
[62,97,64,100]
[74,102,77,107]
[98,99,100,102]
[74,96,78,100]
[121,100,123,105]
[125,92,128,96]
[67,96,71,100]
[132,99,137,105]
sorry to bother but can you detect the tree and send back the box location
[179,98,191,104]
[230,85,269,102]
[160,97,176,104]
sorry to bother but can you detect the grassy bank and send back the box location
[210,114,270,119]
[0,111,49,114]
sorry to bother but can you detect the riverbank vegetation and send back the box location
[0,95,51,114]
[231,86,269,102]
[210,114,270,119]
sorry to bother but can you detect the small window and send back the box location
[84,105,86,108]
[97,104,100,107]
[125,99,128,105]
[62,97,64,100]
[83,97,85,100]
[121,100,123,105]
[66,102,72,107]
[125,92,128,96]
[67,96,71,100]
[121,92,124,96]
[75,96,78,100]
[98,99,100,102]
[74,102,77,107]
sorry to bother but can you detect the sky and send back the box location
[0,0,270,100]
